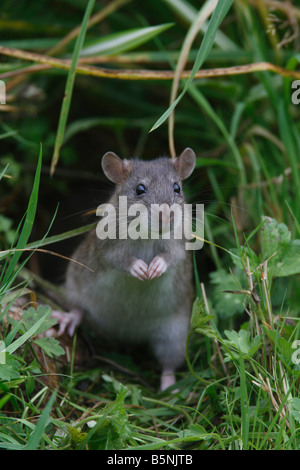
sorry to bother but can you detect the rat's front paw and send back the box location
[148,255,167,279]
[129,258,149,280]
[50,308,83,337]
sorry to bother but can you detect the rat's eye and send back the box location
[136,184,147,195]
[173,183,180,193]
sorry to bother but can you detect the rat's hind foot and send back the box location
[50,308,83,337]
[160,367,176,391]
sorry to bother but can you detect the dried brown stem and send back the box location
[1,46,300,82]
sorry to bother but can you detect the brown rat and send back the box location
[54,148,196,390]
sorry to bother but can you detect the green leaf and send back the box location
[0,354,22,381]
[177,423,225,449]
[261,216,291,262]
[177,423,208,439]
[190,298,216,337]
[230,246,260,272]
[8,305,64,359]
[289,398,300,422]
[224,329,261,357]
[150,0,233,131]
[190,297,207,328]
[80,23,173,56]
[33,337,65,359]
[22,305,57,336]
[276,240,300,277]
[210,268,247,318]
[261,217,300,278]
[5,310,50,355]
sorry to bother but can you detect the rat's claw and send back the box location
[129,259,149,280]
[50,308,83,337]
[148,256,167,279]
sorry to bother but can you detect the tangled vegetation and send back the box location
[0,0,300,450]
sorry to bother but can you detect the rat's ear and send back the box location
[173,148,196,180]
[101,152,131,184]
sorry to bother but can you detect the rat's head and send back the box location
[101,148,196,238]
[102,148,195,202]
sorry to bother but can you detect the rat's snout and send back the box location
[150,202,181,237]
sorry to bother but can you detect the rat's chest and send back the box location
[83,267,178,341]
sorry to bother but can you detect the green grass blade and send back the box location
[162,0,197,24]
[285,200,300,236]
[258,379,297,450]
[24,390,57,450]
[0,144,42,290]
[150,0,233,132]
[188,85,246,184]
[50,0,96,176]
[162,0,238,50]
[239,355,249,450]
[24,222,96,251]
[5,308,50,354]
[278,98,300,220]
[0,163,10,180]
[80,23,173,57]
[193,251,201,298]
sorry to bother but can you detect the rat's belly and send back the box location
[83,268,177,342]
